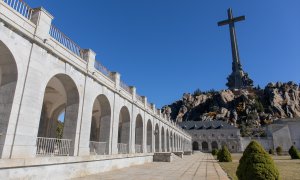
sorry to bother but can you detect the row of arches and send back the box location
[39,75,186,155]
[193,141,218,151]
[192,141,236,152]
[0,40,189,157]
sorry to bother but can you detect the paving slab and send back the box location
[73,153,230,180]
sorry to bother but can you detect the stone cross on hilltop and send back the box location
[218,8,253,89]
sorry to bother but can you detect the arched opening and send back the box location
[154,124,160,152]
[166,129,170,152]
[161,127,165,152]
[117,106,130,154]
[193,141,199,150]
[146,120,152,153]
[89,94,111,155]
[135,114,143,153]
[173,133,177,151]
[37,74,79,156]
[211,141,218,150]
[0,41,18,157]
[202,141,209,152]
[179,137,182,151]
[170,131,173,152]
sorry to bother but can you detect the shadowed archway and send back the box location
[0,41,18,157]
[89,94,111,155]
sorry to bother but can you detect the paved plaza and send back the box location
[74,153,229,180]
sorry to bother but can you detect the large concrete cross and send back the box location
[218,8,245,86]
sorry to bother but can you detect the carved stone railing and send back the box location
[117,143,128,154]
[120,80,131,94]
[135,144,142,153]
[94,60,114,81]
[136,93,143,103]
[147,102,152,110]
[36,137,71,157]
[147,145,151,153]
[89,141,107,155]
[3,0,33,20]
[156,109,160,115]
[49,25,84,59]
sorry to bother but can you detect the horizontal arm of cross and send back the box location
[218,16,245,26]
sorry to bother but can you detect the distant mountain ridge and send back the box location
[162,81,300,137]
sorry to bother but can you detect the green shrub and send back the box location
[288,146,300,159]
[212,149,219,156]
[236,141,279,180]
[217,146,232,162]
[269,149,274,155]
[276,146,283,156]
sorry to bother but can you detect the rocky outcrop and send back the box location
[163,81,300,137]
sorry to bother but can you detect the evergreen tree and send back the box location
[217,146,232,162]
[288,146,300,159]
[237,141,279,180]
[212,149,219,156]
[276,146,283,156]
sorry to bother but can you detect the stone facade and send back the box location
[182,119,300,153]
[180,121,242,153]
[0,1,192,179]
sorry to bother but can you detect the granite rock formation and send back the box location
[162,81,300,137]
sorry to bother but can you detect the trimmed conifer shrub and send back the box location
[236,141,279,180]
[288,146,300,159]
[217,146,232,162]
[276,146,283,156]
[269,149,274,155]
[212,149,218,156]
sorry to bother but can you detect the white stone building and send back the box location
[182,119,300,153]
[0,0,192,179]
[180,121,242,153]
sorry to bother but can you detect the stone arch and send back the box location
[211,141,218,150]
[135,114,143,153]
[193,141,199,150]
[117,106,130,154]
[161,126,165,152]
[89,94,111,155]
[166,129,170,152]
[37,73,80,156]
[170,131,173,152]
[146,119,152,153]
[202,141,209,152]
[154,123,160,152]
[174,134,177,151]
[0,41,18,157]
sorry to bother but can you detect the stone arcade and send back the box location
[0,0,192,179]
[180,121,241,153]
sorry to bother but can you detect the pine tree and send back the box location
[288,146,300,159]
[237,141,279,180]
[217,146,232,162]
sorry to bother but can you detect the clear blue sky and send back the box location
[27,0,300,108]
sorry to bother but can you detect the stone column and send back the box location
[130,86,136,102]
[82,49,96,73]
[111,72,120,91]
[158,122,162,152]
[76,49,96,156]
[31,7,54,41]
[142,96,147,109]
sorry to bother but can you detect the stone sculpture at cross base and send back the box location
[226,70,253,89]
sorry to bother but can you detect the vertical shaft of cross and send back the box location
[218,8,251,89]
[228,8,241,76]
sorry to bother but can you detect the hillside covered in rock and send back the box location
[162,81,300,137]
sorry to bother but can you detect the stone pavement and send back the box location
[74,152,229,180]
